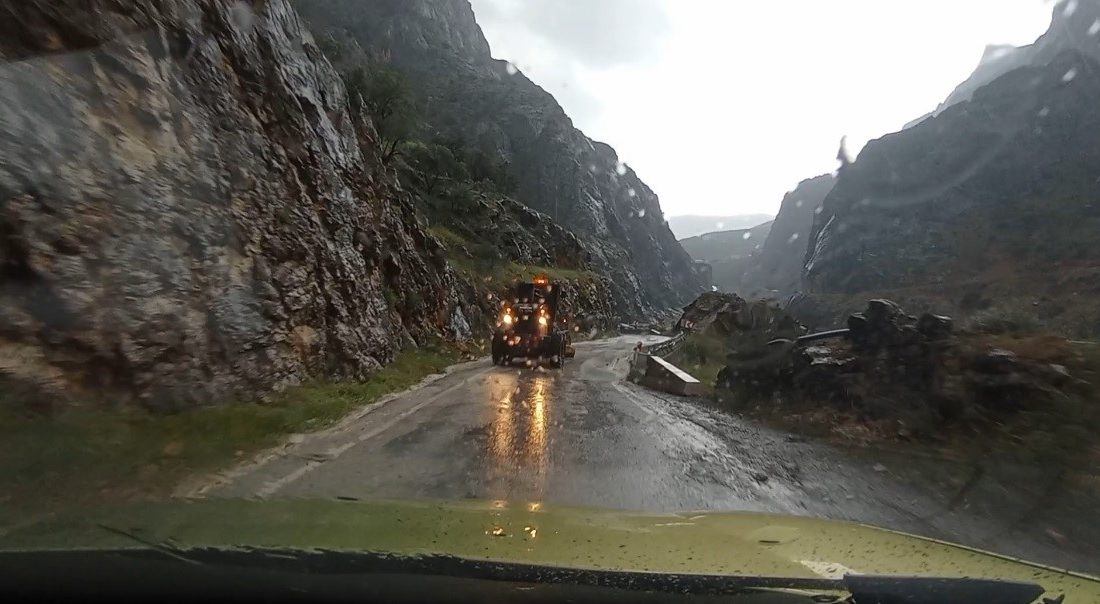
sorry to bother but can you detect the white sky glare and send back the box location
[469,0,1055,216]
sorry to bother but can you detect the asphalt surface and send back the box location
[202,336,1099,574]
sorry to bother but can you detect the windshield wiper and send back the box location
[844,574,1047,604]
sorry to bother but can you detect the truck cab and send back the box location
[491,275,574,367]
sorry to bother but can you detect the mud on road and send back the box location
[197,336,1100,575]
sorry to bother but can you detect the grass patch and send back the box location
[429,225,598,286]
[0,346,459,513]
[667,332,728,393]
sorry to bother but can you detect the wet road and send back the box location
[202,336,1099,574]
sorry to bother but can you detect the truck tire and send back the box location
[548,333,565,368]
[491,332,505,366]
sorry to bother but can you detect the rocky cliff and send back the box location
[948,2,1100,113]
[0,0,474,409]
[739,174,835,299]
[803,3,1100,336]
[291,0,705,317]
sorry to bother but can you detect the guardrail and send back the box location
[627,331,687,383]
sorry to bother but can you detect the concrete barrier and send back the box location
[639,355,706,397]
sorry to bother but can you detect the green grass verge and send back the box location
[0,346,459,513]
[665,332,727,394]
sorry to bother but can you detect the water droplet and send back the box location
[628,188,637,198]
[587,164,598,173]
[229,1,257,30]
[1038,106,1050,118]
[787,233,800,244]
[860,198,871,207]
[814,207,824,215]
[1090,19,1100,36]
[1064,0,1078,17]
[505,62,518,76]
[794,200,803,208]
[1063,68,1078,83]
[637,208,646,217]
[615,162,627,176]
[742,232,752,240]
[715,222,725,229]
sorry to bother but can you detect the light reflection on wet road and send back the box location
[203,336,1100,574]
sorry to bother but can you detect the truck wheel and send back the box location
[548,334,565,368]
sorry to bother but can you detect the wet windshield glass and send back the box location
[1,0,1099,600]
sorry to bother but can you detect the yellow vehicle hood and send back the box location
[1,498,1097,600]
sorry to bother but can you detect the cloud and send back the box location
[471,0,670,69]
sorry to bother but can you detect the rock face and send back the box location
[292,0,705,317]
[739,174,835,298]
[804,3,1100,305]
[931,1,1100,120]
[0,0,471,408]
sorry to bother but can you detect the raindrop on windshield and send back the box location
[588,164,598,173]
[787,233,800,244]
[814,207,824,215]
[615,162,627,176]
[637,208,646,217]
[1090,19,1100,36]
[715,222,725,229]
[628,188,637,198]
[229,1,257,30]
[1064,0,1079,17]
[742,232,752,240]
[860,198,872,207]
[1038,106,1051,118]
[794,200,803,208]
[1063,68,1078,83]
[505,62,518,76]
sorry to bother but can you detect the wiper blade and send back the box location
[844,574,1046,604]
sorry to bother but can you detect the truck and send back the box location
[491,275,576,367]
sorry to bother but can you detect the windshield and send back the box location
[1,0,1099,601]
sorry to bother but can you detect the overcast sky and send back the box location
[468,0,1056,216]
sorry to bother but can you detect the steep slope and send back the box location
[929,0,1100,119]
[0,0,473,409]
[292,0,705,317]
[803,26,1100,337]
[739,174,835,298]
[668,214,774,240]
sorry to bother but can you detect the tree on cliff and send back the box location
[343,65,414,161]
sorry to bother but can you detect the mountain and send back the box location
[928,0,1100,120]
[667,214,774,240]
[740,174,835,299]
[0,0,481,408]
[677,176,834,298]
[291,0,705,317]
[802,2,1100,336]
[680,222,773,264]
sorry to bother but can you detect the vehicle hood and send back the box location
[1,499,1097,599]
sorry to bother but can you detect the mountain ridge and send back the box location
[293,0,705,316]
